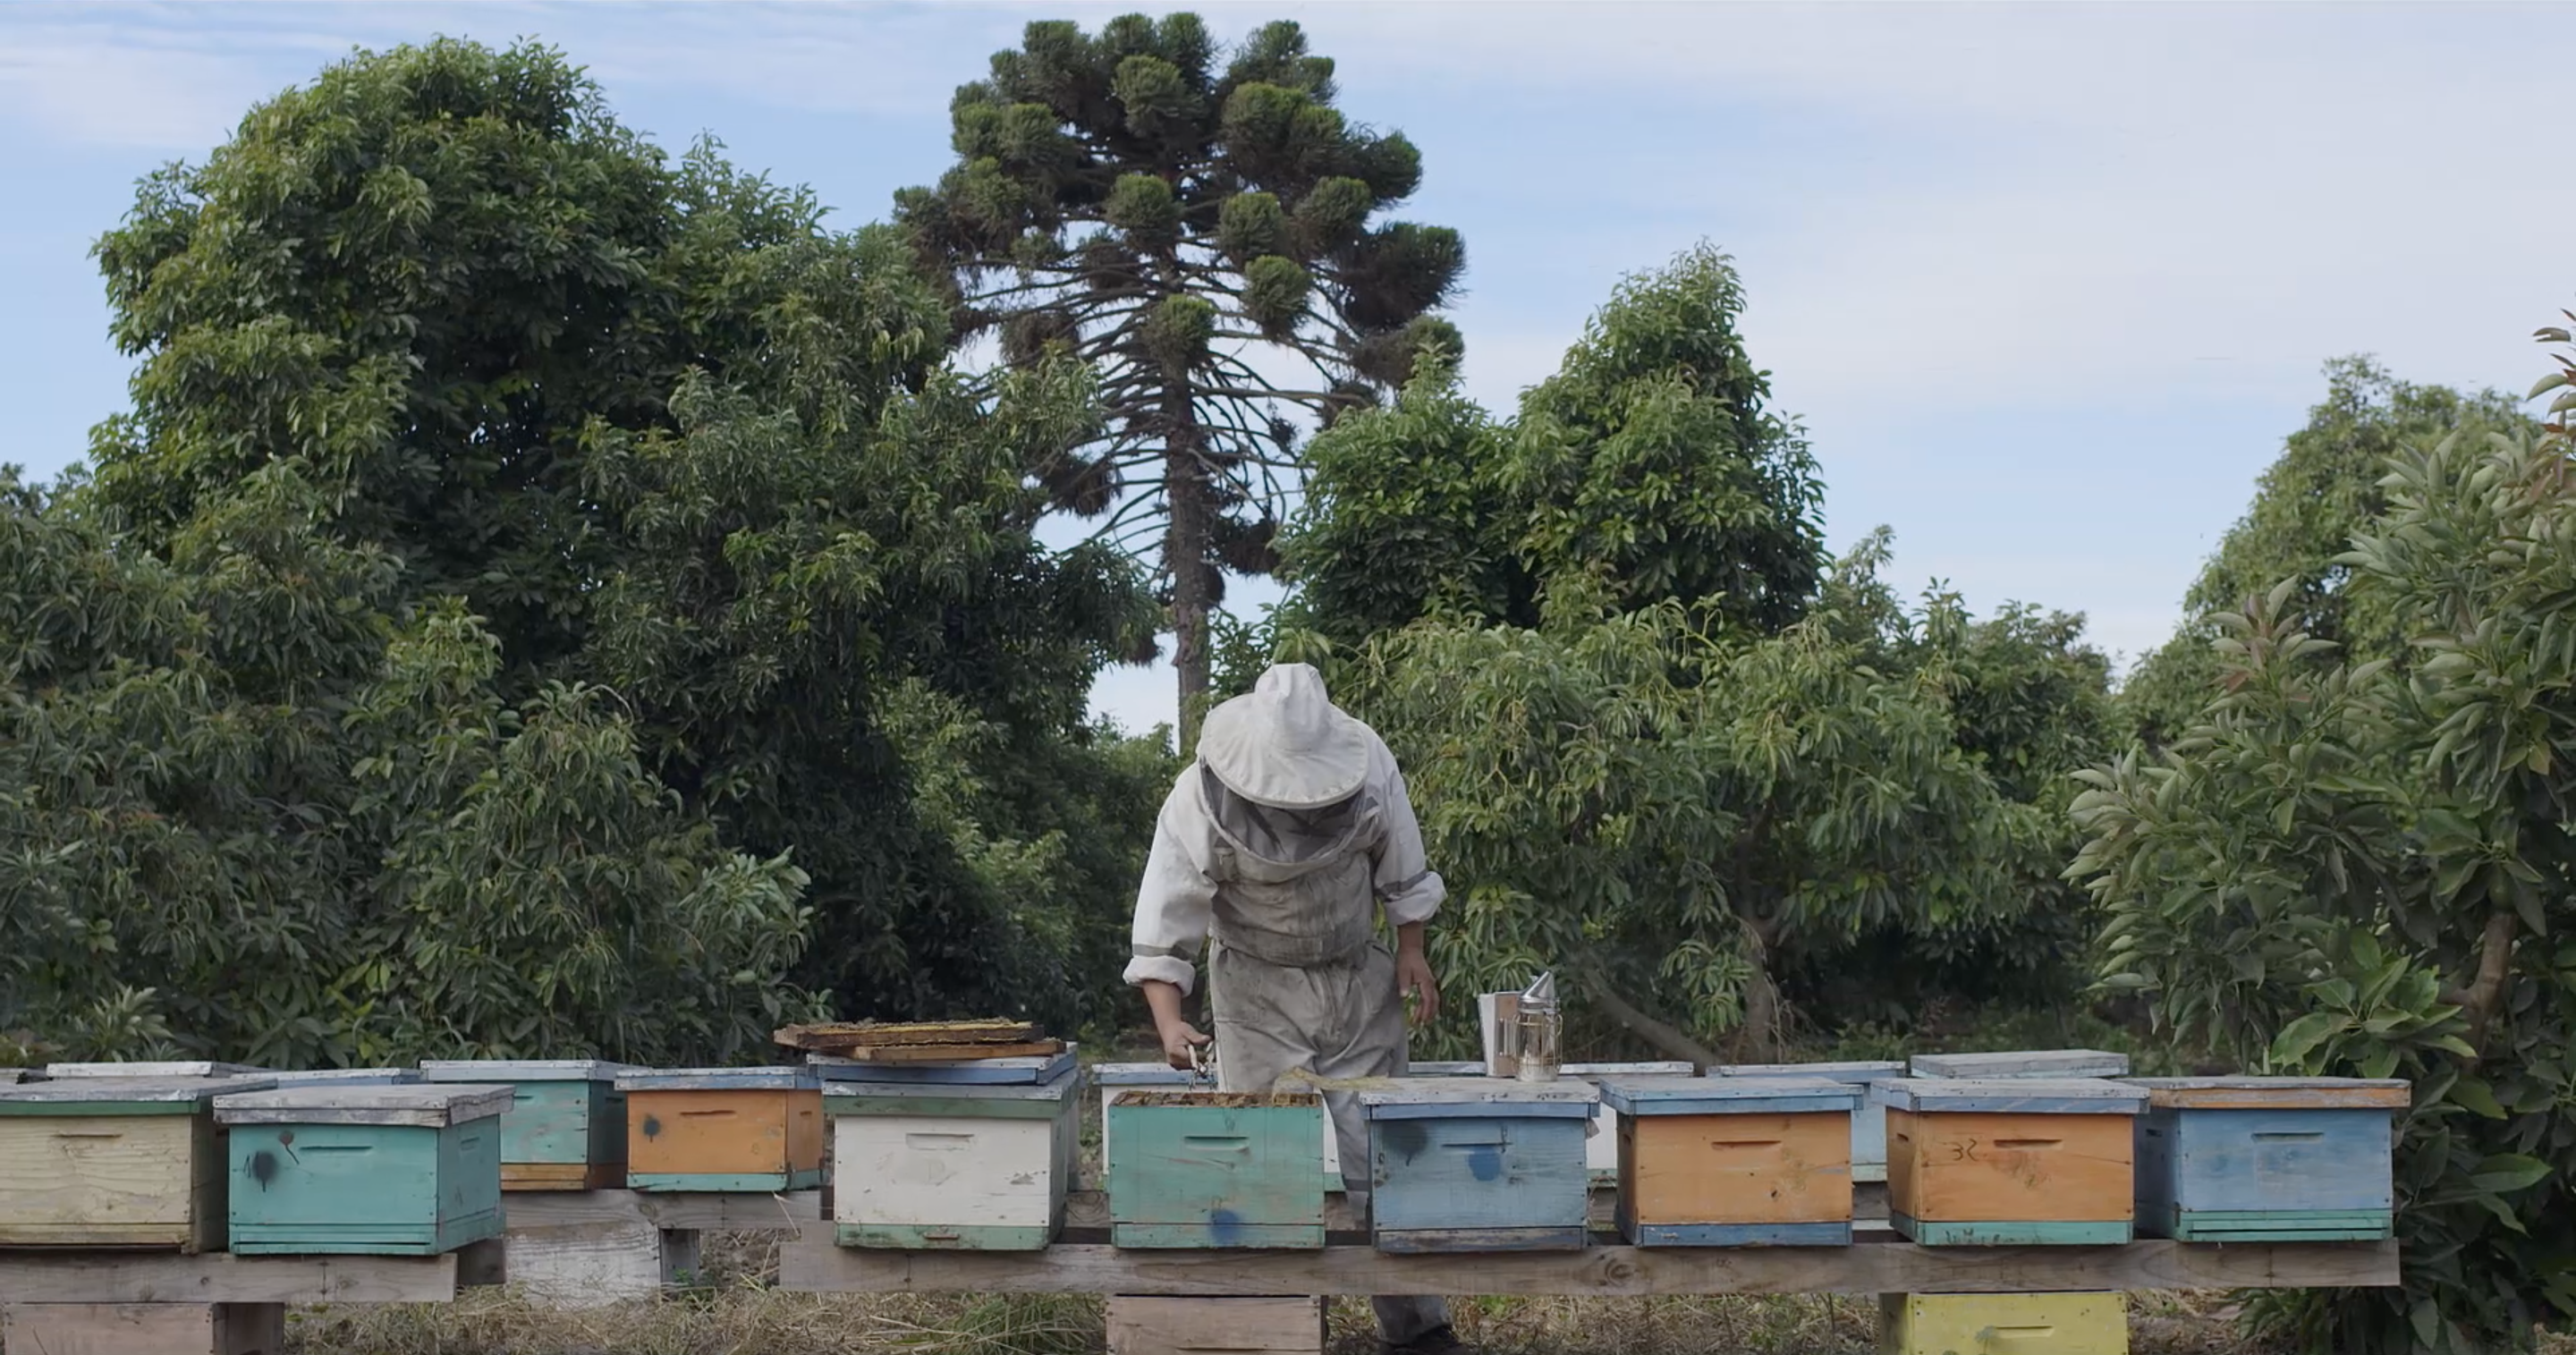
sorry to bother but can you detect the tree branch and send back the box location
[2441,909,2520,1057]
[1575,960,1722,1073]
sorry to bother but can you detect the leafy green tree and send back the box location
[1260,247,2107,1060]
[2072,405,2576,1351]
[0,464,818,1068]
[25,37,1168,1053]
[896,12,1465,736]
[1287,244,1823,644]
[2123,359,2524,745]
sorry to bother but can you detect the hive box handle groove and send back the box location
[905,1132,973,1148]
[1992,1139,2061,1148]
[2254,1131,2325,1142]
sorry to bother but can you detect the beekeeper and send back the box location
[1125,662,1464,1355]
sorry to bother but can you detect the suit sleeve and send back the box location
[1371,742,1446,927]
[1124,775,1217,994]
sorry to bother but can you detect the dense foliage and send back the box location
[1256,249,2113,1060]
[898,12,1464,733]
[3,38,1170,1063]
[2073,377,2576,1347]
[2121,359,2526,746]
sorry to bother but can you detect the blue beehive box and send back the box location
[1360,1077,1597,1253]
[2130,1077,2407,1241]
[214,1083,511,1255]
[1718,1060,1905,1183]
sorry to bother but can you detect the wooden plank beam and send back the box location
[778,1236,2399,1297]
[1056,1184,1891,1232]
[501,1189,822,1233]
[0,1250,466,1306]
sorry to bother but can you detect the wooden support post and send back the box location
[4,1301,287,1355]
[1106,1296,1326,1355]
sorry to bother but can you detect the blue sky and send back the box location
[4,2,2567,734]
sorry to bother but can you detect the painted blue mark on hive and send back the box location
[1208,1207,1243,1245]
[1465,1147,1503,1181]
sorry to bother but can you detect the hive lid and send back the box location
[1908,1049,2130,1080]
[1717,1060,1906,1081]
[1408,1061,1488,1077]
[2127,1076,2410,1110]
[1599,1075,1862,1115]
[267,1068,421,1086]
[807,1045,1078,1086]
[0,1074,279,1109]
[45,1061,267,1078]
[1564,1061,1697,1078]
[822,1069,1080,1105]
[614,1067,818,1091]
[1090,1062,1192,1088]
[1871,1077,2146,1114]
[419,1059,636,1082]
[0,1070,30,1085]
[215,1083,514,1127]
[1359,1076,1597,1120]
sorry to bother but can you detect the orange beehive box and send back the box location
[1603,1076,1860,1246]
[614,1068,822,1191]
[1875,1078,2146,1245]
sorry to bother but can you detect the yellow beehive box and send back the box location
[1879,1292,2126,1355]
[0,1075,277,1250]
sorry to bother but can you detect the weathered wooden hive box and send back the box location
[1106,1089,1328,1248]
[1093,1055,1473,1191]
[0,1074,277,1250]
[1360,1077,1598,1253]
[1603,1075,1858,1246]
[615,1067,823,1191]
[213,1082,511,1255]
[1719,1060,1905,1183]
[1879,1291,2127,1355]
[1875,1077,2146,1245]
[2129,1076,2406,1241]
[44,1061,269,1079]
[1566,1061,1695,1183]
[826,1065,1081,1249]
[1909,1049,2131,1080]
[419,1059,633,1190]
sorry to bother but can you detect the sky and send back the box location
[4,1,2568,736]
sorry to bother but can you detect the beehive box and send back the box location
[616,1067,823,1191]
[1879,1291,2126,1355]
[1719,1060,1905,1183]
[267,1069,422,1087]
[1909,1049,2129,1080]
[1877,1078,2146,1245]
[2130,1077,2406,1241]
[0,1074,277,1249]
[827,1068,1081,1249]
[420,1059,633,1190]
[1094,1058,1480,1190]
[1603,1075,1858,1246]
[1360,1077,1598,1253]
[1566,1061,1696,1183]
[215,1083,511,1254]
[1106,1296,1326,1355]
[1106,1090,1327,1248]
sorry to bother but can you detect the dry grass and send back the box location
[285,1231,2274,1355]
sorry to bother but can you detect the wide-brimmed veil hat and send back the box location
[1198,663,1369,809]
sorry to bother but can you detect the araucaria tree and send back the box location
[897,12,1465,734]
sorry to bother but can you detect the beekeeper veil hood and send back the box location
[1197,663,1370,810]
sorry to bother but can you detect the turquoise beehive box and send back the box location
[214,1083,511,1255]
[1360,1077,1597,1253]
[2130,1077,2407,1241]
[1106,1089,1328,1248]
[420,1059,634,1190]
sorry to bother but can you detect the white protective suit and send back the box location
[1125,665,1450,1346]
